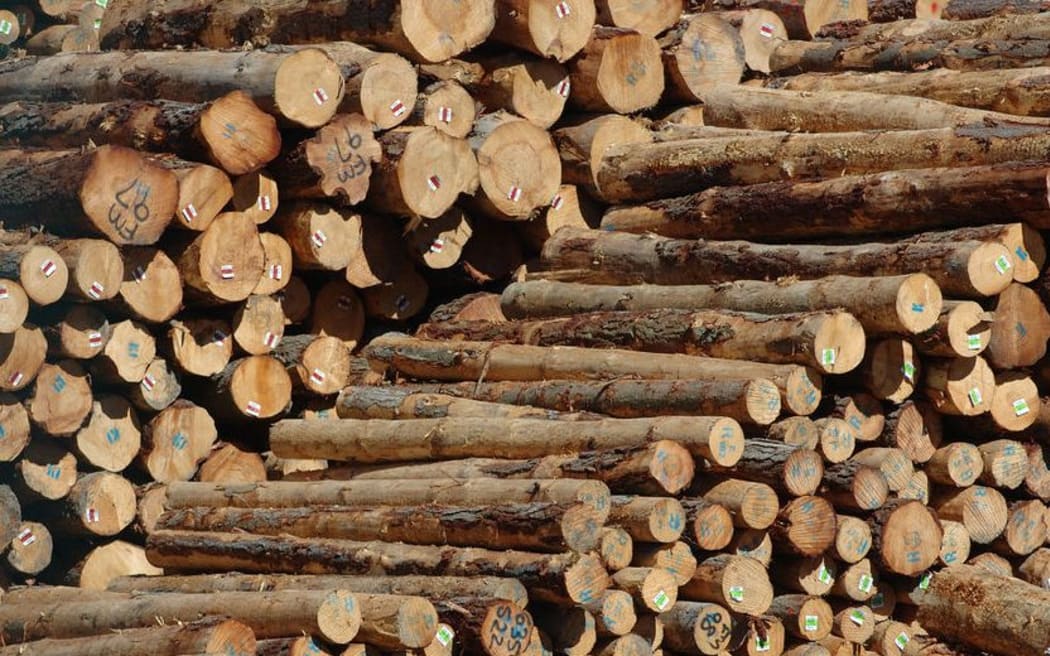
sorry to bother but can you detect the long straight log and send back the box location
[363,334,824,416]
[0,93,281,175]
[146,530,610,605]
[0,620,255,656]
[0,590,362,644]
[270,416,744,466]
[539,227,1013,298]
[417,309,866,374]
[0,49,344,128]
[599,164,1050,241]
[339,378,782,425]
[594,124,1050,202]
[502,276,942,336]
[156,501,605,553]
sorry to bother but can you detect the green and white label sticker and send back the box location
[817,564,833,584]
[967,334,982,351]
[821,348,836,366]
[804,615,819,632]
[901,360,916,381]
[919,572,933,590]
[755,636,771,652]
[96,0,108,7]
[1013,398,1030,416]
[435,625,455,647]
[653,589,671,611]
[968,387,983,407]
[994,255,1012,274]
[858,573,874,593]
[728,586,745,602]
[894,632,911,650]
[0,20,11,35]
[850,610,866,626]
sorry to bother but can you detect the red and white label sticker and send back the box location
[311,229,328,248]
[310,369,327,385]
[263,331,280,348]
[85,508,99,524]
[550,194,564,211]
[390,99,407,117]
[245,400,262,417]
[87,281,105,300]
[430,238,445,254]
[40,259,57,278]
[438,106,453,123]
[257,195,272,211]
[181,204,199,223]
[132,265,147,282]
[556,79,571,98]
[507,186,523,202]
[17,528,35,546]
[269,264,284,280]
[0,286,7,300]
[313,87,330,105]
[141,374,156,392]
[7,371,23,387]
[87,332,104,348]
[759,23,775,38]
[427,175,442,191]
[555,1,571,18]
[220,264,236,280]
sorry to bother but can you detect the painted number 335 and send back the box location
[488,605,529,656]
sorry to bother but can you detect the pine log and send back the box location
[166,318,234,378]
[270,115,381,205]
[553,114,652,198]
[539,227,1013,298]
[271,202,360,272]
[987,282,1050,368]
[418,309,866,374]
[426,293,504,328]
[1023,442,1050,500]
[827,393,884,443]
[253,233,292,296]
[600,528,635,572]
[0,589,362,644]
[942,0,1050,17]
[593,124,1050,203]
[923,355,996,416]
[166,479,611,514]
[915,300,993,358]
[727,529,774,567]
[977,438,1029,489]
[140,400,217,483]
[146,530,610,604]
[37,471,136,538]
[661,15,745,102]
[990,499,1046,555]
[586,590,637,637]
[0,146,177,245]
[1018,547,1050,588]
[827,559,876,603]
[28,360,92,436]
[368,126,478,219]
[681,499,734,551]
[369,378,781,425]
[229,294,284,357]
[868,499,943,575]
[9,440,77,502]
[0,280,27,334]
[596,0,682,35]
[771,554,836,596]
[748,0,867,38]
[359,263,429,323]
[0,93,281,176]
[407,208,475,271]
[851,447,914,492]
[4,520,51,576]
[25,24,98,54]
[116,247,183,324]
[270,415,744,466]
[926,442,983,487]
[432,598,533,656]
[870,0,942,20]
[609,495,685,543]
[771,496,838,556]
[937,519,972,566]
[821,461,889,512]
[693,479,779,529]
[703,439,825,497]
[766,595,832,641]
[0,241,68,305]
[44,305,109,361]
[931,485,1008,544]
[0,323,46,393]
[0,49,344,127]
[405,79,477,139]
[876,400,939,463]
[812,418,857,464]
[752,416,818,450]
[0,619,256,656]
[74,394,141,473]
[706,9,787,74]
[335,387,593,421]
[491,0,597,62]
[0,393,29,462]
[311,279,365,349]
[157,501,605,554]
[231,169,279,223]
[171,211,265,304]
[939,221,1047,283]
[914,565,1050,655]
[660,601,733,656]
[516,184,595,251]
[363,334,824,416]
[202,355,292,421]
[90,320,156,385]
[568,27,664,113]
[679,554,774,615]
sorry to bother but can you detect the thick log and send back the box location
[827,559,876,603]
[0,93,281,176]
[9,440,77,502]
[44,305,110,361]
[407,208,475,271]
[271,202,361,272]
[827,393,884,443]
[938,519,972,566]
[926,442,983,487]
[539,227,1013,298]
[146,530,610,604]
[271,415,743,466]
[140,400,217,483]
[157,501,604,554]
[270,115,380,205]
[166,318,233,378]
[771,496,838,556]
[253,233,292,296]
[230,169,279,223]
[0,619,256,656]
[0,241,68,305]
[870,0,942,20]
[516,184,595,252]
[0,590,362,644]
[914,565,1050,655]
[943,0,1050,18]
[335,387,593,421]
[923,356,996,416]
[977,438,1029,489]
[661,15,745,102]
[703,439,825,497]
[36,471,136,538]
[593,124,1050,203]
[74,395,141,473]
[311,279,366,349]
[600,528,635,572]
[363,334,824,416]
[879,400,941,463]
[0,49,343,128]
[987,282,1050,368]
[4,520,51,577]
[0,393,29,462]
[659,601,733,656]
[766,595,832,641]
[679,554,774,616]
[171,211,265,304]
[990,499,1047,555]
[0,146,177,245]
[931,485,1008,544]
[553,114,652,198]
[812,418,857,464]
[771,554,836,596]
[116,247,183,324]
[1018,547,1050,588]
[0,281,27,334]
[433,598,533,656]
[0,324,47,393]
[418,309,866,374]
[916,300,994,358]
[727,529,773,567]
[28,360,92,436]
[710,9,788,73]
[201,355,292,421]
[610,496,685,543]
[90,320,155,385]
[229,294,285,357]
[868,499,943,575]
[851,447,914,492]
[568,27,664,113]
[405,78,476,139]
[586,590,637,637]
[681,498,735,550]
[491,0,597,62]
[747,0,867,38]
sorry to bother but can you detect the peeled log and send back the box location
[540,227,1013,298]
[914,565,1050,656]
[594,124,1050,203]
[599,163,1050,241]
[502,276,942,335]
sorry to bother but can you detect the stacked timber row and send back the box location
[1,0,1050,655]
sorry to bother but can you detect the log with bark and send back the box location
[491,0,597,62]
[0,239,69,305]
[931,485,1008,544]
[553,114,652,199]
[568,27,665,113]
[679,554,774,616]
[0,619,256,656]
[334,386,594,421]
[661,14,746,102]
[702,439,826,497]
[0,324,47,393]
[747,0,868,38]
[705,9,787,73]
[35,471,137,538]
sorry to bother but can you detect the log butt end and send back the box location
[80,145,178,246]
[318,590,364,644]
[274,49,345,128]
[17,245,69,306]
[359,54,418,131]
[896,273,943,334]
[745,378,782,426]
[401,0,497,63]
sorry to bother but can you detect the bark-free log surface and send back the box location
[174,211,265,304]
[141,401,218,484]
[679,554,774,616]
[39,471,136,538]
[0,393,29,462]
[597,0,682,35]
[772,496,838,556]
[28,360,92,436]
[0,242,68,306]
[118,247,183,324]
[75,395,141,473]
[0,324,46,393]
[923,355,996,416]
[988,281,1050,368]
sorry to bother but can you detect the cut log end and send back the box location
[120,247,183,323]
[872,500,943,575]
[15,245,69,305]
[776,496,838,556]
[274,49,345,128]
[664,15,745,102]
[304,114,382,205]
[199,90,282,176]
[229,355,292,419]
[0,280,28,333]
[473,115,560,220]
[0,393,30,462]
[573,29,664,113]
[318,590,364,644]
[80,145,179,246]
[401,0,497,63]
[896,272,944,334]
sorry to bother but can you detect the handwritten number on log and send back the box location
[108,177,152,241]
[334,129,368,183]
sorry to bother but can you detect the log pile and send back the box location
[1,1,1049,656]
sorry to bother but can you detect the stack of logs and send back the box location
[1,0,1050,655]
